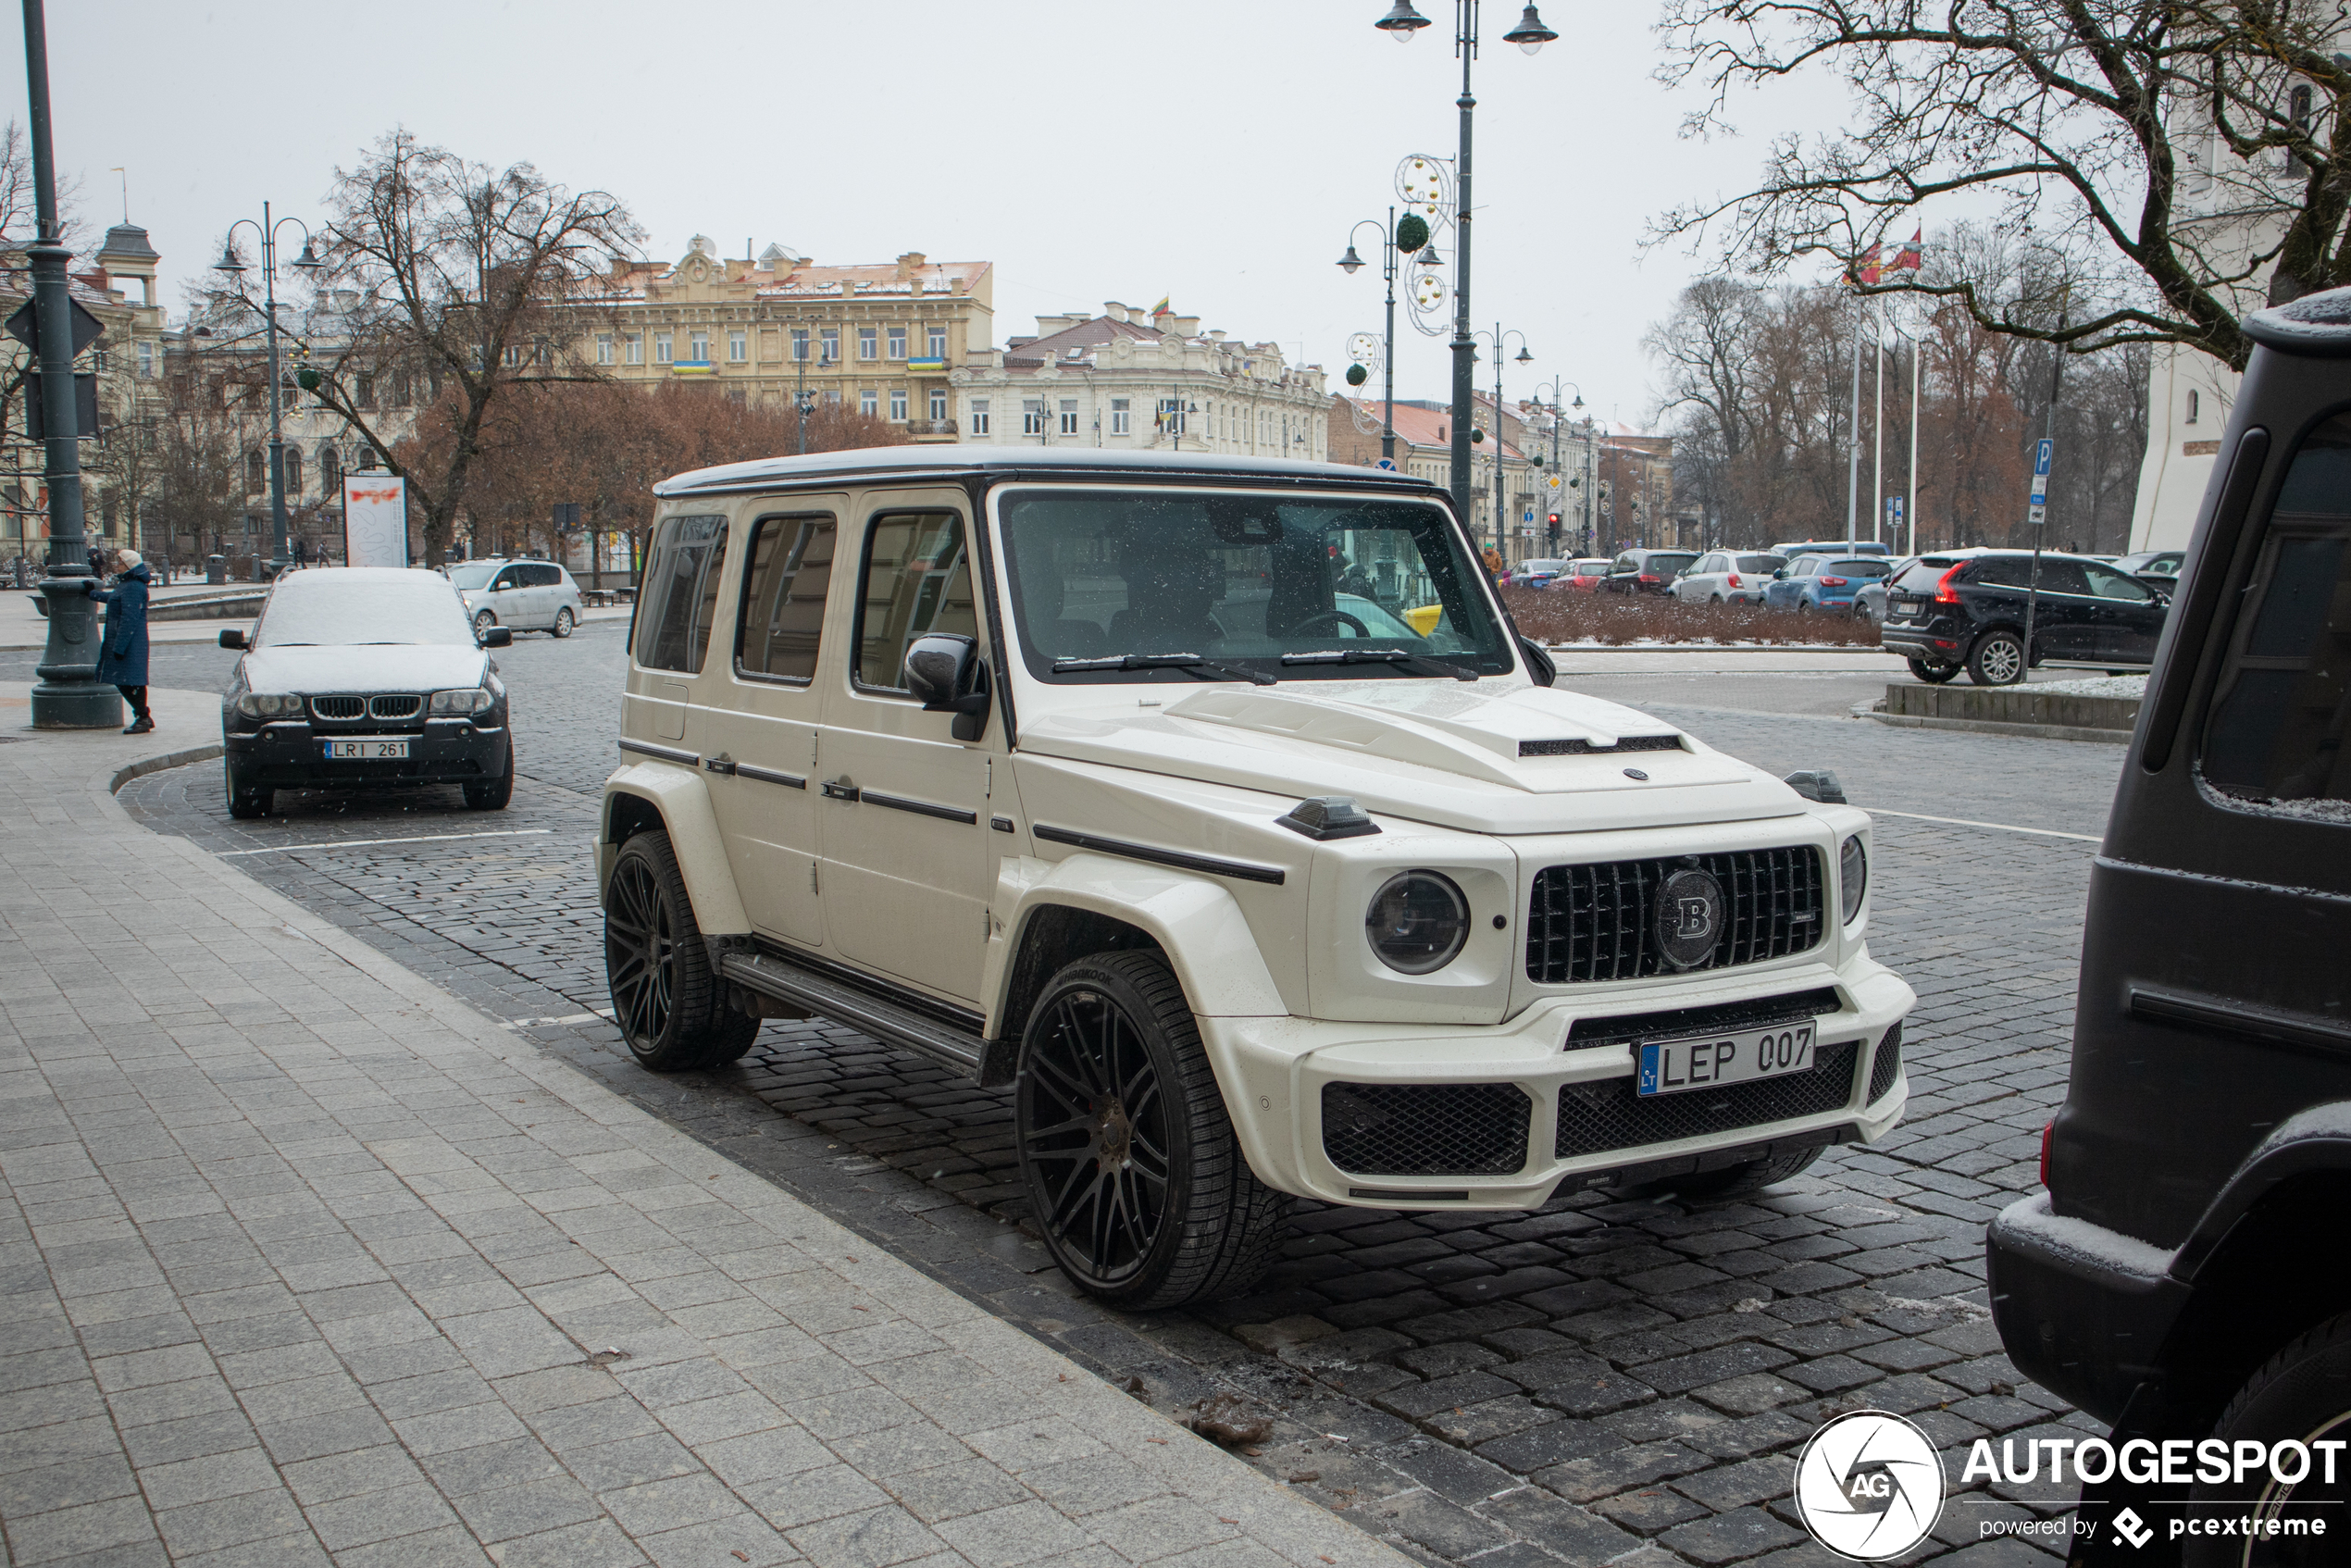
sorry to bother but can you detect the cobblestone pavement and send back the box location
[120,622,2130,1566]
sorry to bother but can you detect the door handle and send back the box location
[821,779,861,803]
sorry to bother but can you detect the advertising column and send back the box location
[342,475,409,568]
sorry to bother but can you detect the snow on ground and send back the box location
[2028,673,2148,699]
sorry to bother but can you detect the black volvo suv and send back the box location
[1880,549,2170,685]
[1985,290,2351,1561]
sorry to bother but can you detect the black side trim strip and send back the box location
[861,790,979,826]
[737,764,806,790]
[620,739,698,766]
[2130,985,2351,1060]
[1033,824,1286,885]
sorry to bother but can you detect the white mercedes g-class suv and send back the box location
[600,447,1914,1309]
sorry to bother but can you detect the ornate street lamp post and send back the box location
[1338,207,1428,463]
[1527,378,1583,556]
[19,0,115,726]
[1373,0,1555,524]
[214,206,325,577]
[1470,324,1531,557]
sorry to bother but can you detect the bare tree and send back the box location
[301,131,641,563]
[1652,0,2351,368]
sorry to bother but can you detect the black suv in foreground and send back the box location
[1879,549,2169,685]
[1985,289,2351,1562]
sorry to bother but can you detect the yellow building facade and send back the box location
[591,237,992,440]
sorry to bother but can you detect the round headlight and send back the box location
[1839,835,1868,924]
[1365,871,1470,975]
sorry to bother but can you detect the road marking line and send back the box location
[1866,808,2101,843]
[219,828,556,857]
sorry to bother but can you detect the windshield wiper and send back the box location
[1281,648,1479,681]
[1051,653,1275,686]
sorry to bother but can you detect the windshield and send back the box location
[447,563,501,591]
[999,488,1515,682]
[254,569,477,648]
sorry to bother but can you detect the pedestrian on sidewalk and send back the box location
[84,548,154,734]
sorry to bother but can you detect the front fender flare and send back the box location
[987,852,1288,1034]
[601,762,750,936]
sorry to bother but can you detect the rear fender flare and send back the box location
[600,763,750,936]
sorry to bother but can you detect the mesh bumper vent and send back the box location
[1323,1082,1532,1177]
[1867,1023,1904,1104]
[1527,846,1825,984]
[1555,1040,1860,1159]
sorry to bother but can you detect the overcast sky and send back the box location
[21,1,1854,433]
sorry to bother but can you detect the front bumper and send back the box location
[1985,1192,2187,1425]
[225,720,510,788]
[1200,956,1914,1209]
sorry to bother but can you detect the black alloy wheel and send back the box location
[1014,952,1281,1310]
[603,828,755,1071]
[1908,657,1960,684]
[2184,1311,2351,1566]
[1968,629,2028,686]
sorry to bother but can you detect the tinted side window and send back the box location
[532,564,564,588]
[737,515,836,683]
[636,515,729,673]
[1971,557,2032,589]
[855,512,975,691]
[491,566,520,591]
[2034,560,2091,595]
[2083,563,2155,602]
[2201,412,2351,810]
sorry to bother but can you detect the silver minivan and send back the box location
[451,558,585,638]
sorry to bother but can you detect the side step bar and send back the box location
[719,948,986,1078]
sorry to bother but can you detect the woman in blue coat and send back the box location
[85,548,153,734]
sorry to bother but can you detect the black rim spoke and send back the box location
[606,858,676,1049]
[1019,979,1173,1287]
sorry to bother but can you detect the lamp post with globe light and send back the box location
[213,205,325,577]
[1372,0,1555,524]
[1337,207,1430,464]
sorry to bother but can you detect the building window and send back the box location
[596,334,614,365]
[320,447,342,494]
[821,327,840,363]
[1023,399,1046,436]
[929,388,948,423]
[889,389,908,422]
[927,327,947,359]
[1060,398,1079,436]
[503,344,523,368]
[655,332,674,365]
[728,330,747,363]
[355,374,375,408]
[792,328,809,362]
[970,398,990,435]
[887,326,906,360]
[823,389,841,405]
[858,327,878,360]
[625,334,642,365]
[689,332,709,363]
[247,450,265,492]
[135,341,153,379]
[2187,390,2200,425]
[861,389,878,417]
[727,388,746,406]
[1111,398,1130,435]
[284,448,304,494]
[1160,398,1187,436]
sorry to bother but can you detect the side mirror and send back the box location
[218,628,246,650]
[1784,768,1848,804]
[480,627,513,648]
[1519,634,1555,688]
[904,632,991,741]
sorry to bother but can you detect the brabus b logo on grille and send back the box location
[1657,868,1724,969]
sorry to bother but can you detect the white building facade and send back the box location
[952,303,1327,461]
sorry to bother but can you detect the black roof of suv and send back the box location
[1984,289,2351,1546]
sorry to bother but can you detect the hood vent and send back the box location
[1520,734,1684,758]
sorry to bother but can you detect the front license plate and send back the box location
[1637,1023,1815,1097]
[322,740,409,760]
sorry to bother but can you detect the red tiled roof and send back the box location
[1345,398,1522,460]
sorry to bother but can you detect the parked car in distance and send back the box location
[1558,557,1613,591]
[450,558,585,639]
[1985,287,2351,1548]
[1878,549,2167,684]
[1602,548,1699,594]
[2112,546,2187,595]
[600,446,1913,1312]
[1770,539,1894,561]
[1506,557,1574,588]
[1761,554,1893,614]
[217,566,515,819]
[1673,551,1783,605]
